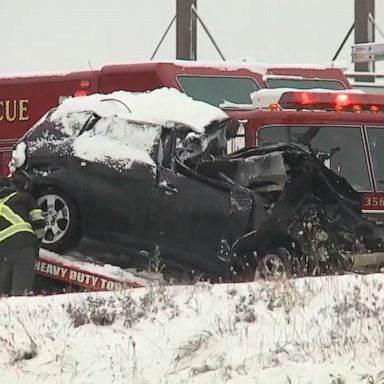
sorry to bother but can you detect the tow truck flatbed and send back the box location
[35,249,163,291]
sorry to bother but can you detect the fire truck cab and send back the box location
[225,89,384,216]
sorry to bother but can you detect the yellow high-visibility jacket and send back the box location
[0,187,45,255]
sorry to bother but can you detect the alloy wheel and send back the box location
[255,252,289,280]
[37,194,71,244]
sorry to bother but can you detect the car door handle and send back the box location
[159,181,179,194]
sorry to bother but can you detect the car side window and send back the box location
[75,117,162,167]
[367,127,384,191]
[258,125,371,191]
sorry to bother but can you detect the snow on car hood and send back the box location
[51,88,229,134]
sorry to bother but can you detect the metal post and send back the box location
[332,23,354,62]
[151,15,176,60]
[176,0,197,60]
[354,0,375,81]
[368,13,384,40]
[192,5,226,61]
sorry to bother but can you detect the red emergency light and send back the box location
[277,91,384,112]
[74,90,89,97]
[335,93,349,106]
[73,80,90,97]
[79,80,90,88]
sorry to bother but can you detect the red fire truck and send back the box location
[0,60,350,174]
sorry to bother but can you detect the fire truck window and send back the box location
[266,78,346,90]
[367,127,384,191]
[177,76,260,107]
[257,126,290,145]
[259,125,370,191]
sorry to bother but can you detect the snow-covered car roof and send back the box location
[20,88,237,173]
[51,87,229,134]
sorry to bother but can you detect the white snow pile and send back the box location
[1,275,384,383]
[51,87,229,134]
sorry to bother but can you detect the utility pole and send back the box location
[176,0,197,60]
[354,0,375,81]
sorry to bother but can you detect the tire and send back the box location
[36,187,82,253]
[254,247,293,280]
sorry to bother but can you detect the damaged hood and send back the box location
[228,142,360,202]
[224,143,381,274]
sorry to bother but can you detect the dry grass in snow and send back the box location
[1,274,384,383]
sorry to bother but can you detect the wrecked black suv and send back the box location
[10,91,383,281]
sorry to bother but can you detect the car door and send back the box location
[148,150,252,275]
[73,117,161,249]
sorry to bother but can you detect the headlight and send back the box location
[9,141,27,174]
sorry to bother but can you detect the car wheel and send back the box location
[254,247,293,280]
[37,187,82,253]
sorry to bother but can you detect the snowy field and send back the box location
[1,275,384,383]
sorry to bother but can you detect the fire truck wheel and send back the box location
[254,247,293,280]
[36,187,82,253]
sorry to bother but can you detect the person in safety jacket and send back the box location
[0,174,46,296]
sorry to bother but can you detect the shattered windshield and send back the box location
[258,125,371,191]
[266,78,346,90]
[367,127,384,191]
[24,110,94,142]
[177,75,260,106]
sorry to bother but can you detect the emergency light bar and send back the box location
[251,89,384,112]
[278,91,384,111]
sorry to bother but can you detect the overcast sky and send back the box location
[1,0,383,75]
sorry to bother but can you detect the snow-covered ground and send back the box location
[1,275,384,383]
